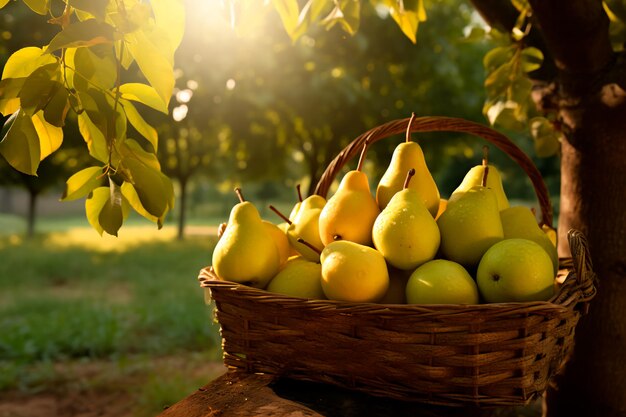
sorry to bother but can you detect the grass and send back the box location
[0,216,224,413]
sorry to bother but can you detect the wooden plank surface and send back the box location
[158,371,541,417]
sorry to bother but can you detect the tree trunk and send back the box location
[177,178,188,241]
[26,190,37,238]
[545,94,626,417]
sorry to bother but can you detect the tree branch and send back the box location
[469,0,557,82]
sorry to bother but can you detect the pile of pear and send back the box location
[211,115,558,305]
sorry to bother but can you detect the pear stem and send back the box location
[296,238,322,255]
[403,168,416,189]
[356,140,369,172]
[296,184,303,203]
[481,165,490,187]
[268,205,292,225]
[234,187,245,203]
[405,112,416,143]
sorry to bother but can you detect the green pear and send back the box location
[286,195,326,262]
[376,113,440,216]
[449,147,509,210]
[373,169,440,270]
[319,143,380,246]
[437,185,504,268]
[212,189,280,288]
[266,258,325,299]
[320,240,389,302]
[406,260,479,305]
[500,206,559,274]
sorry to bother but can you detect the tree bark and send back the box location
[26,190,37,239]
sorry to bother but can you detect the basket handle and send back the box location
[314,116,553,227]
[567,229,598,310]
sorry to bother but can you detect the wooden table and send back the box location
[158,371,541,417]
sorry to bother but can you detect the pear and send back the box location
[373,169,440,270]
[320,240,389,302]
[437,167,504,268]
[266,258,325,299]
[449,146,509,210]
[212,188,280,288]
[376,113,440,216]
[263,220,290,266]
[435,199,447,221]
[378,267,411,304]
[500,206,559,274]
[319,142,380,246]
[271,196,325,262]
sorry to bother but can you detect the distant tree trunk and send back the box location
[177,177,188,241]
[469,0,626,415]
[0,188,13,213]
[26,190,37,238]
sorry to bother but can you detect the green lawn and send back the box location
[0,215,224,415]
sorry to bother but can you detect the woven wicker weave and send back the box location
[199,116,597,407]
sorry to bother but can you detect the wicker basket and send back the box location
[199,116,597,407]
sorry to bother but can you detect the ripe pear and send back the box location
[263,220,290,266]
[286,195,326,262]
[437,185,504,268]
[376,113,440,216]
[406,260,479,305]
[319,143,380,246]
[372,169,440,270]
[435,199,447,221]
[378,267,410,304]
[500,206,559,274]
[320,240,389,302]
[266,258,325,299]
[212,189,280,288]
[449,146,509,210]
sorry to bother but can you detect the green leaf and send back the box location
[125,30,175,107]
[291,0,330,41]
[121,100,159,151]
[151,0,185,49]
[530,117,561,157]
[69,0,109,20]
[272,0,300,37]
[483,46,515,72]
[0,110,40,175]
[385,0,421,44]
[484,62,513,98]
[86,185,127,236]
[85,187,108,235]
[118,83,168,114]
[119,138,161,170]
[321,0,361,36]
[43,84,70,127]
[122,155,171,218]
[62,166,104,201]
[23,0,49,15]
[0,77,26,116]
[2,47,57,80]
[520,47,544,73]
[46,19,115,53]
[19,63,61,116]
[121,181,158,223]
[66,45,117,92]
[77,112,109,163]
[32,111,63,160]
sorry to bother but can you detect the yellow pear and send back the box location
[449,146,509,210]
[212,189,280,288]
[266,258,325,299]
[378,267,410,304]
[437,183,504,268]
[263,220,290,266]
[286,195,326,262]
[376,113,440,216]
[373,169,440,270]
[320,240,389,302]
[500,206,559,274]
[319,143,380,246]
